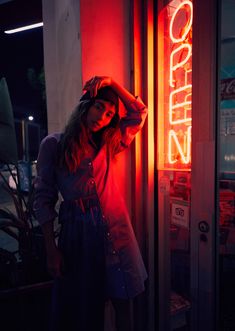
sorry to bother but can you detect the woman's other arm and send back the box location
[34,134,63,278]
[41,220,64,278]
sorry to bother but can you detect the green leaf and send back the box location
[0,225,19,240]
[2,184,28,224]
[0,208,26,228]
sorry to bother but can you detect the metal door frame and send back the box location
[191,0,219,330]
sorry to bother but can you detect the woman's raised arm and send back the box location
[83,76,137,106]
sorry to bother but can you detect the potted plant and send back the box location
[0,77,53,330]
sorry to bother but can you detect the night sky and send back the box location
[0,27,44,123]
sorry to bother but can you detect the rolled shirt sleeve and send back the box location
[33,134,59,225]
[119,96,148,148]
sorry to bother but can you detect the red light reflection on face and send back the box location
[86,100,115,132]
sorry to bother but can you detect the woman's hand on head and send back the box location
[83,76,112,97]
[84,76,137,108]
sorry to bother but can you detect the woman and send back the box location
[34,76,148,331]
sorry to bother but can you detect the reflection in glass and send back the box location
[219,0,235,330]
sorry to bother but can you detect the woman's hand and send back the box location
[83,76,112,97]
[46,246,65,279]
[83,75,137,106]
[41,221,64,279]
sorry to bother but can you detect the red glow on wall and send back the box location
[133,0,143,187]
[147,1,154,177]
[158,0,193,170]
[79,0,132,206]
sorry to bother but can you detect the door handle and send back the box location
[198,221,210,233]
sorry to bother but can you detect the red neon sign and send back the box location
[158,0,193,170]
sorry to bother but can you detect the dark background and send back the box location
[0,0,45,129]
[0,0,46,160]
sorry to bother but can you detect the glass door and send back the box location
[218,0,235,330]
[157,0,218,330]
[157,1,193,330]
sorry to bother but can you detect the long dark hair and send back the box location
[58,99,121,173]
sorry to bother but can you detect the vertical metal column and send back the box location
[132,0,155,330]
[191,0,218,330]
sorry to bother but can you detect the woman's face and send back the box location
[86,99,116,132]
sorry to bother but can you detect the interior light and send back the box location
[4,22,43,34]
[28,116,34,121]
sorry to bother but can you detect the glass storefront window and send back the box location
[219,0,235,329]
